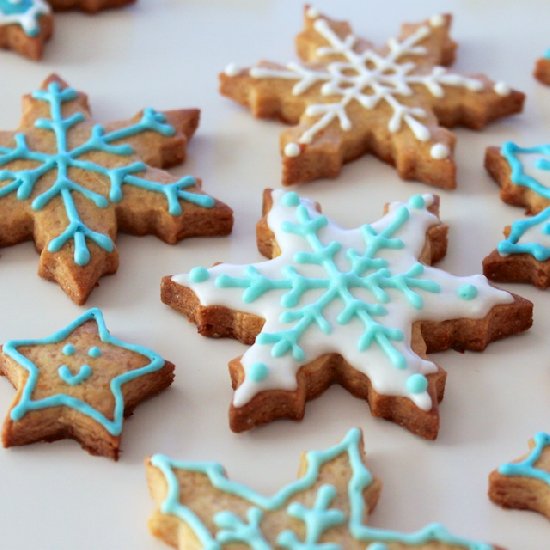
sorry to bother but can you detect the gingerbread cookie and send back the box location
[483,142,550,287]
[220,6,524,188]
[162,190,532,439]
[0,74,232,304]
[534,50,550,85]
[489,433,550,521]
[0,307,174,459]
[147,427,501,549]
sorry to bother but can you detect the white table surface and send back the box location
[1,0,549,548]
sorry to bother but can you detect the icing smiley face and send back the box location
[57,343,104,386]
[0,0,50,36]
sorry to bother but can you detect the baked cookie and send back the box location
[162,190,532,439]
[0,74,232,304]
[534,50,550,85]
[0,0,53,59]
[147,427,501,549]
[0,307,174,459]
[220,6,524,188]
[489,433,550,520]
[483,142,550,287]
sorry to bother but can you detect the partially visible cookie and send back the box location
[534,50,550,85]
[48,0,135,12]
[147,427,502,549]
[0,0,53,59]
[162,189,532,439]
[489,433,550,520]
[0,307,174,459]
[220,6,524,188]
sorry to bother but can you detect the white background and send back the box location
[0,0,549,548]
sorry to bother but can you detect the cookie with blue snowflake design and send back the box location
[0,74,232,304]
[161,190,532,439]
[146,427,503,549]
[0,308,174,459]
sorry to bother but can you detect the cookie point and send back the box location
[406,373,428,394]
[282,191,300,207]
[306,6,319,18]
[494,81,511,96]
[457,284,478,300]
[430,143,449,159]
[224,63,240,77]
[429,14,445,27]
[189,266,209,283]
[284,142,301,158]
[248,362,269,383]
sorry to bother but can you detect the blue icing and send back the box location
[248,362,269,383]
[0,0,45,37]
[88,346,102,358]
[0,80,214,267]
[151,428,494,549]
[62,343,75,356]
[212,195,440,372]
[5,307,165,436]
[457,284,478,300]
[544,49,550,60]
[499,432,550,485]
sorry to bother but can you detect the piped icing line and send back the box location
[174,190,513,412]
[151,428,494,549]
[0,80,214,267]
[4,308,165,435]
[499,433,550,485]
[245,10,495,160]
[0,0,50,37]
[498,207,550,261]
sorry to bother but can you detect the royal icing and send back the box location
[174,191,512,411]
[0,80,214,267]
[3,308,165,435]
[0,0,49,36]
[227,9,507,160]
[499,433,550,485]
[151,428,494,549]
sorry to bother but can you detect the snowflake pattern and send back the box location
[175,190,512,415]
[0,76,228,302]
[149,428,495,549]
[222,7,517,185]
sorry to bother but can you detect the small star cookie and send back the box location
[0,74,232,304]
[534,50,550,85]
[0,308,174,459]
[483,142,550,287]
[162,190,532,439]
[220,6,524,188]
[489,433,550,521]
[147,427,501,549]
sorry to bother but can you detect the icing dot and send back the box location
[284,142,301,158]
[407,373,428,394]
[457,284,478,300]
[494,82,511,96]
[189,266,209,283]
[88,346,102,358]
[306,6,319,18]
[409,195,426,209]
[430,143,449,159]
[282,192,300,207]
[367,544,388,550]
[249,362,269,383]
[62,343,75,356]
[429,14,444,27]
[224,63,240,77]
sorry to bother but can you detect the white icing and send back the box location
[173,192,513,412]
[246,16,486,154]
[224,63,241,77]
[284,142,301,158]
[494,81,511,96]
[430,143,449,159]
[429,14,445,27]
[0,0,50,35]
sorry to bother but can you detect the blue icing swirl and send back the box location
[499,432,550,485]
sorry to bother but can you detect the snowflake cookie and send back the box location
[220,6,524,188]
[490,433,550,521]
[0,74,232,304]
[0,0,135,60]
[0,307,174,459]
[147,427,500,549]
[162,190,532,439]
[534,50,550,85]
[484,142,550,287]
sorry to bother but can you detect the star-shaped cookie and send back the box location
[0,307,174,459]
[483,142,550,287]
[220,6,524,187]
[489,433,550,521]
[0,0,135,59]
[162,190,532,439]
[0,74,232,304]
[147,427,501,549]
